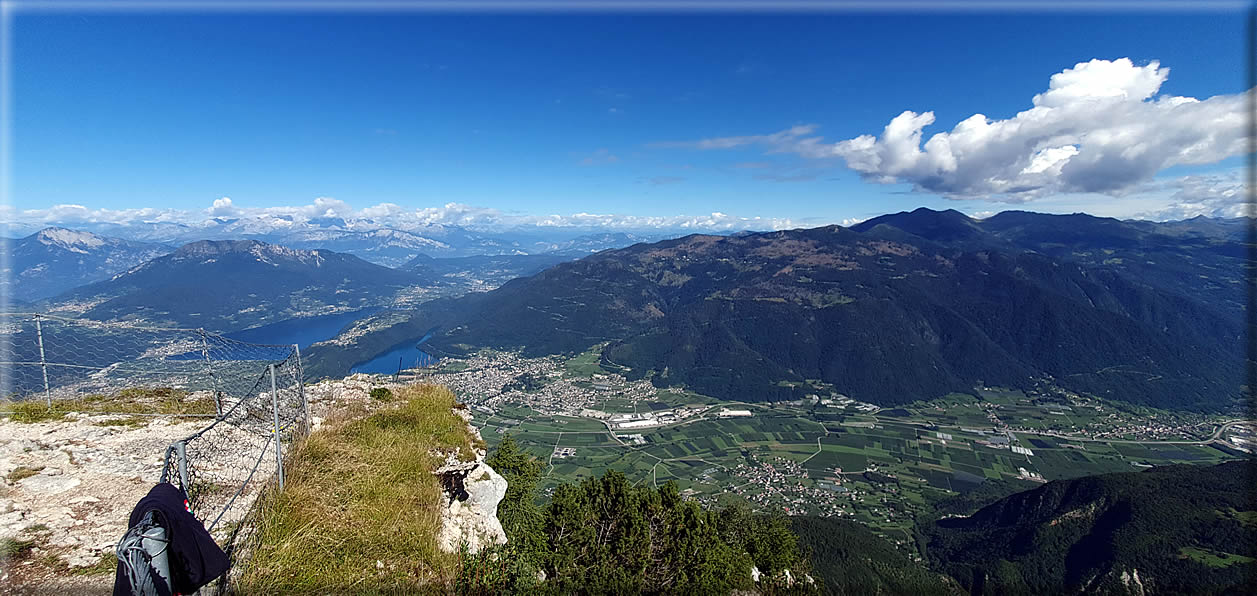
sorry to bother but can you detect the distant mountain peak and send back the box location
[851,207,986,242]
[173,239,326,267]
[36,227,107,253]
[5,228,169,302]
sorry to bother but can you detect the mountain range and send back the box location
[8,216,676,266]
[41,240,427,331]
[306,209,1246,412]
[1,228,170,303]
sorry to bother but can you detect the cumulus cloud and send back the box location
[375,202,795,231]
[662,58,1252,200]
[209,197,239,216]
[1134,172,1251,220]
[3,203,192,227]
[310,196,351,218]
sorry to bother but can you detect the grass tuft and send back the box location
[7,401,69,423]
[1,537,36,560]
[70,553,118,576]
[1,387,217,422]
[7,466,45,483]
[235,384,480,593]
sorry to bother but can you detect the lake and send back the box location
[349,343,439,375]
[225,308,379,350]
[168,309,378,362]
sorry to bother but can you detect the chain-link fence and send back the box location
[0,312,309,593]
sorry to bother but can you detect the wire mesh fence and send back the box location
[1,312,309,593]
[1,312,297,414]
[160,351,308,594]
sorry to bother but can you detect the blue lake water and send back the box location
[350,344,439,375]
[225,308,380,350]
[168,309,378,361]
[350,327,441,375]
[162,308,440,374]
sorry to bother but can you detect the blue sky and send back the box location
[7,8,1251,230]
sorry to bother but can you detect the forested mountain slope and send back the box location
[307,210,1245,411]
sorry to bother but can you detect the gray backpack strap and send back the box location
[115,510,173,596]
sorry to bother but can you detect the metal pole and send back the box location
[159,444,175,484]
[34,315,51,408]
[199,329,222,416]
[294,344,310,438]
[174,441,192,506]
[269,364,285,490]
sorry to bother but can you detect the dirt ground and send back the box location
[0,413,208,592]
[0,374,392,594]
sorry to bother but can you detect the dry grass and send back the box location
[234,384,480,594]
[68,553,118,576]
[7,465,45,482]
[2,387,217,423]
[94,416,150,428]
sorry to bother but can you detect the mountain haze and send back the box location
[307,210,1244,411]
[45,240,426,331]
[1,228,170,303]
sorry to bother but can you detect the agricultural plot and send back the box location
[563,345,605,378]
[473,363,1243,548]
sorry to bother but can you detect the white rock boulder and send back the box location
[433,458,508,554]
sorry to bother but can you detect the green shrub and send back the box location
[370,387,393,402]
[485,434,813,594]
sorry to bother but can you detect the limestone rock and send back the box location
[18,475,81,495]
[434,459,508,554]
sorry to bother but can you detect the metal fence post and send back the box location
[269,364,285,491]
[174,441,192,502]
[199,329,222,416]
[159,444,175,484]
[33,314,51,408]
[294,345,310,438]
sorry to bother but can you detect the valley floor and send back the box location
[412,347,1251,545]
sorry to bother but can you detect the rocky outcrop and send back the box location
[0,412,209,589]
[433,454,508,554]
[302,373,404,429]
[431,406,508,554]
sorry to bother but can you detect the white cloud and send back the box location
[209,197,238,216]
[358,202,404,219]
[310,196,351,218]
[4,203,191,227]
[1133,171,1251,220]
[662,58,1252,201]
[1,197,796,236]
[654,125,819,151]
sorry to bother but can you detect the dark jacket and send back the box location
[114,483,229,596]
